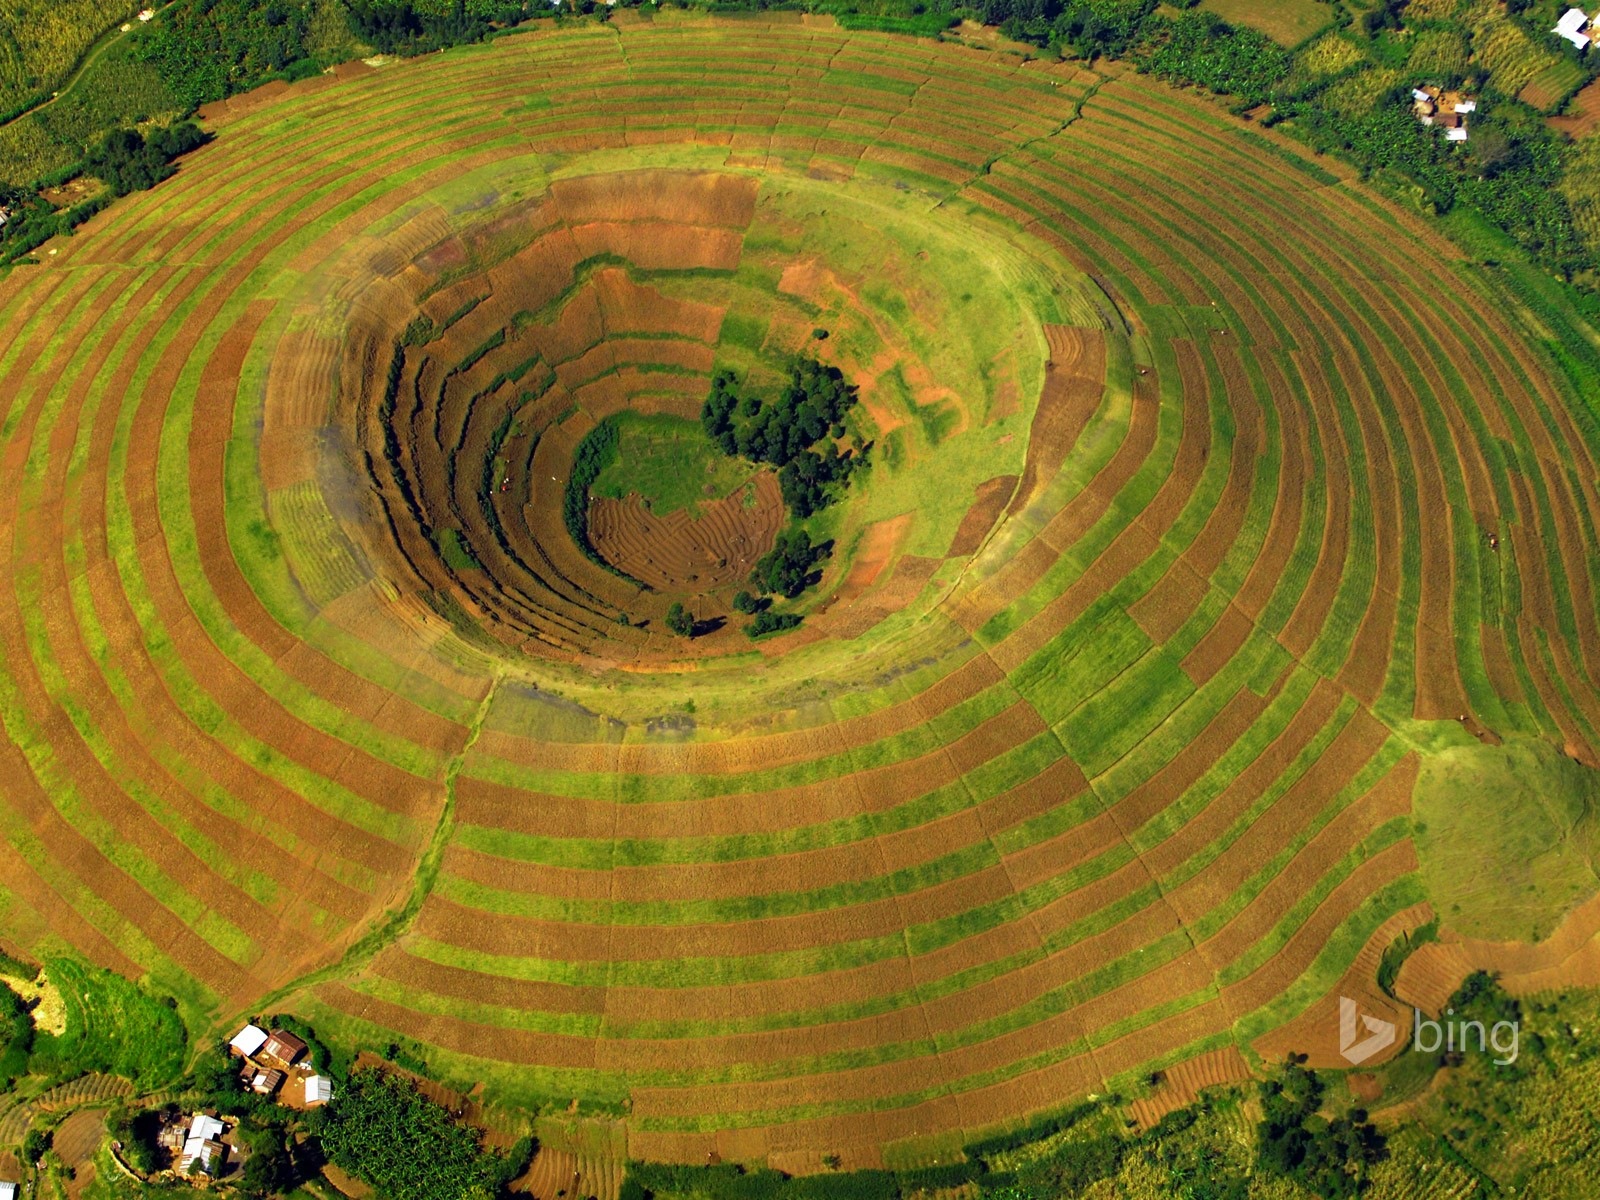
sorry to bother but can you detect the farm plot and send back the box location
[0,8,1597,1168]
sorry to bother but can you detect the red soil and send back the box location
[946,475,1018,558]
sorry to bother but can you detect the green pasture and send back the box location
[591,412,756,516]
[28,958,188,1089]
[1414,737,1600,942]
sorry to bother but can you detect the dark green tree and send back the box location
[665,602,695,637]
[750,528,831,599]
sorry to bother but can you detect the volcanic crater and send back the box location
[292,167,1056,673]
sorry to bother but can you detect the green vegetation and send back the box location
[0,0,134,117]
[1377,917,1439,999]
[0,119,205,264]
[107,1106,164,1175]
[591,412,755,517]
[83,120,205,195]
[563,417,621,572]
[749,527,832,601]
[1414,737,1600,941]
[1256,1060,1386,1197]
[746,610,803,638]
[7,6,1600,1190]
[28,958,186,1088]
[437,527,482,571]
[0,978,33,1088]
[319,1068,532,1200]
[665,601,695,637]
[700,358,866,521]
[967,0,1600,287]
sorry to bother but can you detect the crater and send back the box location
[266,165,1088,685]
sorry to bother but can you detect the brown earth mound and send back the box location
[589,472,784,593]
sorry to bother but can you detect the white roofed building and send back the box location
[1555,8,1592,49]
[305,1074,333,1106]
[179,1113,227,1174]
[229,1023,268,1057]
[0,1181,18,1200]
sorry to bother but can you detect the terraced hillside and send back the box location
[2,9,1600,1168]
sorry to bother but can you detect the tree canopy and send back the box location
[700,357,865,519]
[320,1068,528,1200]
[84,122,208,197]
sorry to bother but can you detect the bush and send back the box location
[21,1126,50,1165]
[0,980,33,1088]
[665,602,695,637]
[108,1107,163,1175]
[700,357,864,517]
[747,610,802,638]
[1139,10,1289,105]
[1255,1061,1385,1197]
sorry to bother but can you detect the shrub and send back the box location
[747,610,802,638]
[21,1126,50,1165]
[700,357,864,517]
[0,980,32,1088]
[83,121,207,196]
[665,602,695,637]
[108,1107,163,1175]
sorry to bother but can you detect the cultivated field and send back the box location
[1,9,1599,1169]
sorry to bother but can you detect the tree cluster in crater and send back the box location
[700,357,867,520]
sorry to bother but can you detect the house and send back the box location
[251,1068,285,1095]
[179,1113,228,1175]
[1412,86,1473,140]
[261,1029,307,1066]
[305,1075,333,1107]
[0,1181,18,1200]
[179,1138,226,1175]
[229,1023,269,1057]
[1555,7,1591,49]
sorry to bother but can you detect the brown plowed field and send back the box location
[589,472,784,593]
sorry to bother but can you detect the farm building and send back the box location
[1412,87,1474,140]
[305,1075,333,1106]
[1555,8,1592,48]
[261,1029,307,1066]
[179,1113,228,1175]
[229,1023,268,1057]
[251,1068,285,1095]
[0,1181,17,1200]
